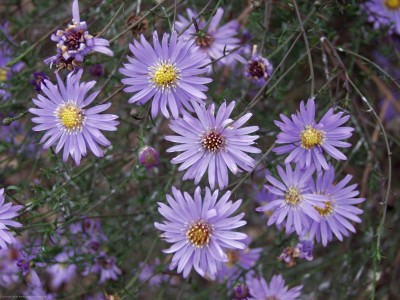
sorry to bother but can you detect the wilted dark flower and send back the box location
[31,72,49,92]
[44,0,113,70]
[245,47,273,86]
[233,282,250,300]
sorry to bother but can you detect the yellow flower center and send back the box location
[314,200,334,217]
[150,62,179,90]
[385,0,400,9]
[285,187,302,206]
[202,130,225,152]
[226,250,240,267]
[57,104,84,131]
[186,220,213,248]
[0,68,8,82]
[300,126,324,150]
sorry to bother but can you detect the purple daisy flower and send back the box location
[29,69,119,165]
[245,52,273,86]
[166,101,261,190]
[83,252,122,284]
[0,188,22,250]
[44,0,113,70]
[246,273,303,300]
[256,164,327,235]
[273,98,354,170]
[139,258,171,287]
[175,8,245,67]
[154,187,247,280]
[0,23,25,100]
[363,0,400,35]
[216,237,262,284]
[307,167,365,246]
[119,31,211,119]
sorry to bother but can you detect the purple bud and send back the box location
[233,282,250,300]
[31,72,49,92]
[138,146,160,170]
[296,239,314,261]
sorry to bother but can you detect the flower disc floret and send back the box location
[385,0,400,9]
[150,62,180,90]
[186,220,213,247]
[57,103,84,132]
[300,126,324,150]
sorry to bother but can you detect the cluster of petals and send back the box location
[0,188,22,250]
[166,101,261,190]
[154,187,247,279]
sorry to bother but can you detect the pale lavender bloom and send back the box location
[247,273,303,300]
[0,242,21,287]
[256,164,327,235]
[362,0,400,35]
[307,167,365,246]
[0,188,22,250]
[119,31,211,119]
[139,258,170,287]
[175,8,245,67]
[83,253,122,284]
[296,239,314,261]
[138,146,160,170]
[0,23,24,100]
[47,252,77,289]
[154,187,247,280]
[44,0,113,69]
[216,237,262,284]
[245,53,273,86]
[29,69,119,165]
[274,98,354,170]
[166,101,261,190]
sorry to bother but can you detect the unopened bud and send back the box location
[138,146,160,170]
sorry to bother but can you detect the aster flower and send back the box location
[154,187,247,279]
[175,8,245,67]
[119,31,212,119]
[83,253,122,283]
[44,0,113,70]
[0,23,24,100]
[307,167,365,246]
[273,98,354,170]
[47,251,77,289]
[138,146,160,170]
[256,164,327,235]
[0,188,22,250]
[245,46,273,86]
[216,237,262,284]
[29,69,119,165]
[0,243,21,287]
[139,258,170,287]
[166,101,261,190]
[246,273,303,300]
[363,0,400,35]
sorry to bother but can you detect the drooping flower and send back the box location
[47,251,77,289]
[0,188,22,250]
[0,23,25,100]
[83,252,122,284]
[154,187,247,279]
[138,146,160,170]
[245,47,273,86]
[278,239,314,267]
[175,8,245,67]
[119,31,211,119]
[29,69,119,165]
[216,237,262,284]
[166,101,261,190]
[44,0,113,70]
[307,167,365,246]
[246,273,303,300]
[362,0,400,35]
[273,98,354,170]
[256,164,327,235]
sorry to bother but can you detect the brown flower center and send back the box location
[202,130,225,152]
[247,60,266,79]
